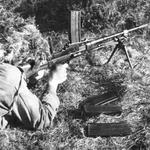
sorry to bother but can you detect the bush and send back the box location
[0,5,50,65]
[4,0,150,34]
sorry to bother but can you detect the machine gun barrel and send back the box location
[86,24,149,50]
[27,24,149,78]
[93,24,148,43]
[54,24,149,58]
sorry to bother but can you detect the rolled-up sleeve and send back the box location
[35,93,60,129]
[12,78,60,130]
[0,63,60,130]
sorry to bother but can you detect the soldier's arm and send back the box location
[11,63,68,130]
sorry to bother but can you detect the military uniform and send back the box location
[0,63,59,130]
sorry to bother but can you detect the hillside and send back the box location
[0,0,150,149]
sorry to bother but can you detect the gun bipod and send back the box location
[106,37,133,69]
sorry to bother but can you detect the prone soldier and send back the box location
[0,59,68,130]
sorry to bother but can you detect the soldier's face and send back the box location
[54,63,69,84]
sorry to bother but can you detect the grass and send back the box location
[1,0,150,149]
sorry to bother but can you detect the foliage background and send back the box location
[1,0,150,149]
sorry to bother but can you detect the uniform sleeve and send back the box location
[42,93,60,120]
[35,93,60,129]
[0,63,60,130]
[12,78,60,130]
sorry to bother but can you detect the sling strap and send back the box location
[7,68,23,114]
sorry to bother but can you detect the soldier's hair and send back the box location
[48,63,58,80]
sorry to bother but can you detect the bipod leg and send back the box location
[106,44,119,64]
[122,45,133,69]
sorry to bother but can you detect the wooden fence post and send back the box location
[69,11,81,43]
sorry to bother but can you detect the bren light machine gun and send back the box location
[28,23,149,78]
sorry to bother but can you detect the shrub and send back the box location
[0,5,50,65]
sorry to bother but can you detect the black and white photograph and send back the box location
[0,0,150,149]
